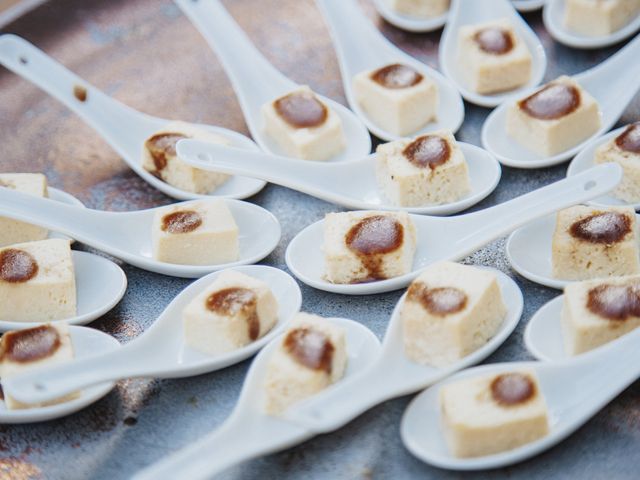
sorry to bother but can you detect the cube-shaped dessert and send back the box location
[323,211,417,284]
[263,312,347,415]
[0,323,79,409]
[183,270,279,355]
[0,239,76,322]
[142,121,231,194]
[151,199,239,266]
[594,123,640,202]
[552,205,640,280]
[440,371,550,457]
[564,0,640,36]
[506,76,601,156]
[387,0,449,17]
[261,86,346,161]
[457,19,532,95]
[401,261,507,367]
[353,63,438,136]
[0,173,49,247]
[562,274,640,355]
[375,130,470,206]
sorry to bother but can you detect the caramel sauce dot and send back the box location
[474,27,514,55]
[615,123,640,154]
[274,91,327,128]
[284,327,334,373]
[73,85,87,102]
[145,133,187,171]
[569,211,631,244]
[0,325,61,363]
[587,283,640,321]
[0,249,38,283]
[490,373,535,406]
[370,64,423,89]
[519,83,580,120]
[403,135,451,169]
[161,210,202,234]
[206,287,260,341]
[407,282,467,316]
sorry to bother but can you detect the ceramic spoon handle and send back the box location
[436,163,621,261]
[0,34,152,158]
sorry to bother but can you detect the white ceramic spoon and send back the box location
[175,0,371,162]
[506,211,640,289]
[482,33,640,168]
[177,139,500,215]
[280,268,521,434]
[512,0,546,12]
[0,188,281,278]
[372,0,449,32]
[132,317,381,480]
[439,0,547,107]
[0,251,127,332]
[0,326,119,424]
[3,266,302,406]
[401,325,640,470]
[566,125,637,209]
[285,163,621,295]
[544,0,640,49]
[317,0,464,141]
[0,34,266,200]
[41,187,83,243]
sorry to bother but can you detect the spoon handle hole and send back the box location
[584,180,596,191]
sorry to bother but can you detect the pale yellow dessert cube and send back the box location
[564,0,640,36]
[387,0,449,17]
[594,123,640,203]
[0,173,49,247]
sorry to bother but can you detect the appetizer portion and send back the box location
[0,173,49,247]
[152,199,239,266]
[402,262,507,366]
[323,211,416,284]
[564,0,640,36]
[263,313,347,415]
[376,131,470,207]
[183,270,278,355]
[594,122,640,202]
[262,86,346,161]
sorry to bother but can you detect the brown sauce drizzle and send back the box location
[274,91,327,128]
[206,287,260,341]
[145,133,187,171]
[407,282,467,316]
[518,83,581,120]
[490,373,536,406]
[615,123,640,154]
[73,85,87,102]
[569,211,631,244]
[474,27,514,55]
[403,135,451,169]
[370,63,423,89]
[345,215,404,282]
[284,327,334,373]
[0,249,38,283]
[0,325,61,363]
[161,210,202,234]
[587,283,640,321]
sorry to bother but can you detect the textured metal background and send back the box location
[0,0,639,479]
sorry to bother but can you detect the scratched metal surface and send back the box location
[0,0,639,478]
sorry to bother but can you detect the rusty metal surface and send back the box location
[0,0,639,479]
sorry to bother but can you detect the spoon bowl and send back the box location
[372,0,449,32]
[0,187,281,278]
[524,295,569,361]
[0,250,127,332]
[401,325,640,469]
[175,0,371,162]
[132,317,380,480]
[482,33,640,168]
[178,139,501,215]
[0,34,266,200]
[318,0,464,141]
[4,266,302,407]
[543,0,640,49]
[283,163,621,295]
[0,326,119,424]
[439,0,547,107]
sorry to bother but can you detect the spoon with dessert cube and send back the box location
[482,32,640,168]
[401,325,640,470]
[0,326,119,424]
[3,266,302,407]
[439,0,547,107]
[317,0,464,141]
[176,138,501,215]
[132,317,380,480]
[371,0,449,32]
[566,125,640,209]
[283,163,621,295]
[279,267,521,435]
[175,0,371,162]
[0,250,127,332]
[0,187,281,278]
[0,34,266,200]
[543,0,640,49]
